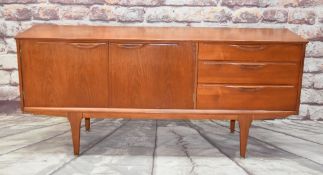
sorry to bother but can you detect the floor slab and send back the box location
[0,113,323,175]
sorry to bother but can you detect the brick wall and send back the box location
[0,0,322,119]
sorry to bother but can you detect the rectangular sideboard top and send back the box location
[16,24,307,43]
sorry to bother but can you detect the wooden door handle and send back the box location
[116,43,145,49]
[225,86,264,92]
[230,44,266,51]
[70,43,106,49]
[202,62,266,69]
[116,43,179,49]
[231,63,266,69]
[148,43,179,46]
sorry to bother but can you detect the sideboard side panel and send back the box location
[15,39,25,111]
[295,44,307,114]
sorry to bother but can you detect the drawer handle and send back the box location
[235,63,266,69]
[117,43,145,49]
[148,43,179,46]
[225,86,264,92]
[70,43,106,49]
[230,44,266,51]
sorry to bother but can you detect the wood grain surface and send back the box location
[108,42,195,109]
[21,40,109,107]
[198,61,299,84]
[198,43,303,62]
[197,84,298,110]
[16,24,307,43]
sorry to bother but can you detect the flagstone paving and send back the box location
[0,112,322,175]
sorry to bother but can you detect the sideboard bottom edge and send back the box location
[23,107,296,120]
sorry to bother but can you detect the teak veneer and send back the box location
[15,25,307,158]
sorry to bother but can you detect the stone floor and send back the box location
[0,112,323,175]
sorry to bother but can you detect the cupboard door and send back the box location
[109,42,195,109]
[21,40,109,107]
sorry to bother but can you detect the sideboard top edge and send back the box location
[15,24,308,43]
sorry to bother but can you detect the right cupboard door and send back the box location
[108,42,195,109]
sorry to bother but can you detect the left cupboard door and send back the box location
[20,40,109,108]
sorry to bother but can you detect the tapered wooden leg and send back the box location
[67,112,83,155]
[85,118,90,131]
[238,116,252,158]
[230,120,235,133]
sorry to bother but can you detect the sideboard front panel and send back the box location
[108,42,195,109]
[21,41,109,107]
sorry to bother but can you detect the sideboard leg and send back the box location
[85,118,90,131]
[67,112,83,155]
[230,120,235,133]
[238,116,253,158]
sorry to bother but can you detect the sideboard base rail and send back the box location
[24,107,295,120]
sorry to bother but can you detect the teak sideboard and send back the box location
[15,25,307,158]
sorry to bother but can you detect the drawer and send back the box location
[198,61,299,84]
[197,85,297,110]
[198,43,303,62]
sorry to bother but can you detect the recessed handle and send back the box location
[70,43,106,49]
[202,62,266,69]
[116,43,145,49]
[225,86,264,92]
[115,43,179,49]
[232,63,266,69]
[230,44,266,51]
[148,43,179,46]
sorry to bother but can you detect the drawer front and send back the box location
[198,43,303,62]
[197,85,297,110]
[198,61,299,84]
